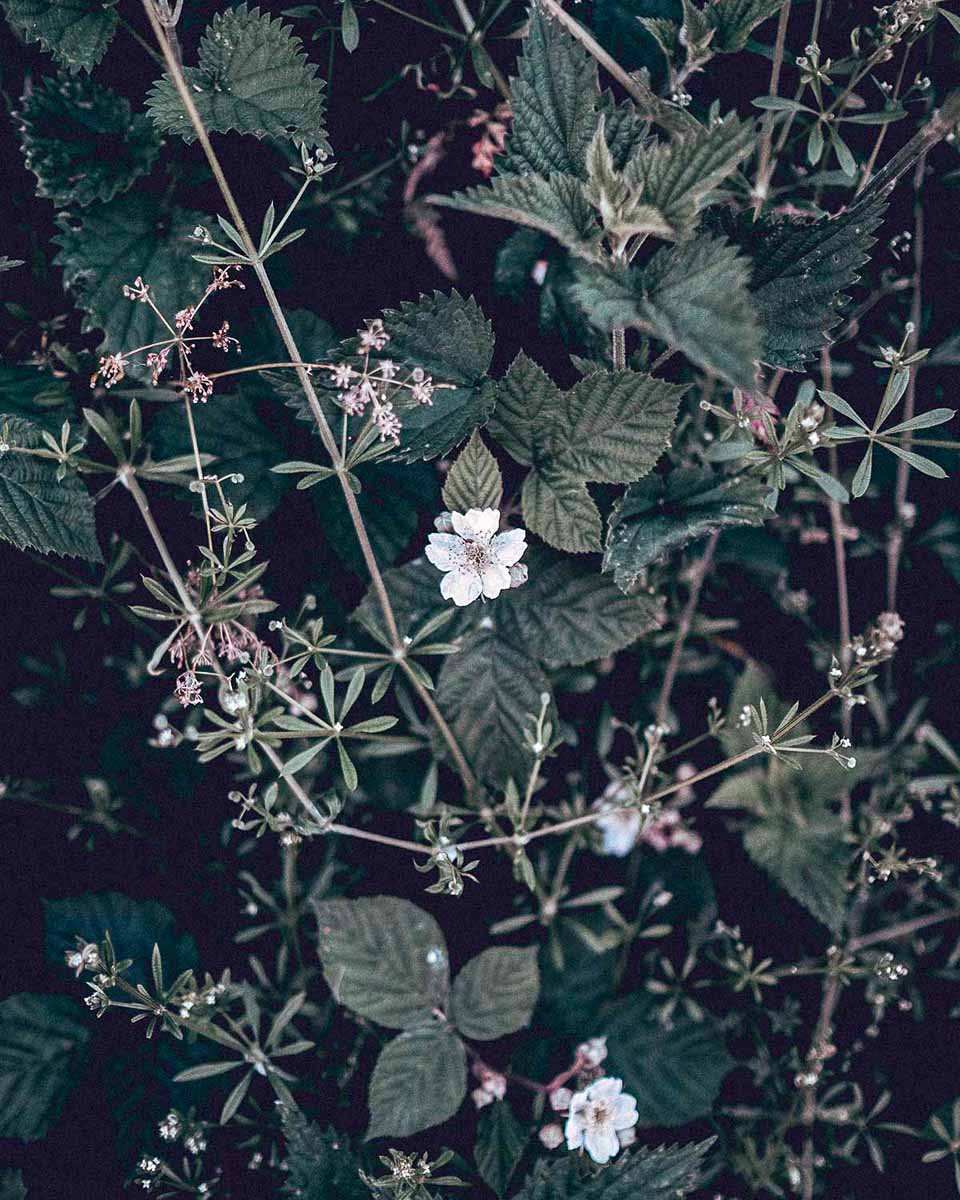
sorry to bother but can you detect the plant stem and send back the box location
[611,327,626,371]
[753,0,792,213]
[655,531,719,729]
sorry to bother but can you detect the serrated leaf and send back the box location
[351,555,477,646]
[604,468,769,590]
[0,1169,26,1200]
[443,429,503,512]
[490,351,561,466]
[499,547,663,666]
[522,466,603,552]
[435,629,556,787]
[431,173,602,260]
[0,993,90,1141]
[707,0,785,53]
[367,1026,466,1139]
[314,896,449,1029]
[280,1108,368,1200]
[53,194,210,368]
[43,891,198,988]
[450,946,539,1040]
[0,416,100,561]
[513,1138,714,1199]
[604,997,733,1126]
[476,1102,529,1198]
[1,0,118,72]
[147,2,330,151]
[17,74,158,207]
[573,235,761,389]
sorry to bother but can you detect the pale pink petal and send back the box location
[450,570,483,607]
[453,507,499,539]
[584,1124,619,1164]
[612,1095,638,1130]
[491,527,527,567]
[481,564,511,599]
[426,533,465,571]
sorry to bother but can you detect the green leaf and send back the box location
[489,351,560,466]
[43,891,197,989]
[435,629,556,787]
[352,555,476,646]
[1,0,118,72]
[514,1138,715,1199]
[281,1107,368,1200]
[499,547,663,666]
[147,2,330,151]
[53,194,210,366]
[604,468,769,591]
[475,1102,529,1198]
[314,896,449,1029]
[17,74,158,207]
[522,465,603,553]
[0,993,90,1141]
[443,429,503,512]
[0,1170,26,1200]
[0,365,73,434]
[499,4,598,178]
[573,235,761,389]
[431,173,602,260]
[450,946,540,1040]
[367,1026,466,1139]
[707,0,785,53]
[0,416,100,561]
[604,997,733,1126]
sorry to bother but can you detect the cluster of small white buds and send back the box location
[65,941,101,976]
[158,1112,182,1141]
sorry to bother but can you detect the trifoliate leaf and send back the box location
[573,235,761,389]
[0,993,90,1141]
[604,468,769,591]
[17,74,158,208]
[514,1138,715,1200]
[314,896,449,1029]
[147,3,330,152]
[280,1108,368,1200]
[499,4,598,177]
[435,629,556,788]
[53,194,210,365]
[431,173,602,261]
[43,891,198,988]
[367,1026,466,1139]
[499,547,664,666]
[450,946,539,1040]
[475,1102,529,1198]
[708,0,786,53]
[604,997,733,1126]
[0,365,73,434]
[443,429,503,512]
[1,0,119,72]
[0,416,100,561]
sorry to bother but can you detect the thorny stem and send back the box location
[141,1,475,791]
[753,0,792,214]
[654,531,719,729]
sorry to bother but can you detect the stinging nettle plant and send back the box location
[1,0,960,1197]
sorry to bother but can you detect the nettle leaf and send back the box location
[0,1169,27,1200]
[43,891,198,988]
[500,4,598,177]
[147,2,330,151]
[708,0,786,53]
[435,629,556,788]
[314,896,449,1029]
[604,468,769,591]
[443,429,503,512]
[604,997,733,1126]
[717,191,887,369]
[0,416,100,561]
[514,1138,714,1200]
[450,946,540,1040]
[431,173,602,261]
[499,547,664,666]
[493,354,685,553]
[280,1108,368,1200]
[367,1026,466,1139]
[17,74,158,208]
[1,0,118,72]
[0,993,91,1141]
[53,194,210,365]
[0,365,73,434]
[573,235,761,389]
[476,1102,529,1199]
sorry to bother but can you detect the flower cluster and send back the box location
[425,508,528,606]
[594,779,701,857]
[537,1039,639,1165]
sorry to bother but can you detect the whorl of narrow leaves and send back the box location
[514,1138,715,1199]
[573,235,761,389]
[1,0,118,73]
[53,194,210,366]
[0,416,100,561]
[442,429,503,512]
[147,3,331,152]
[17,75,159,208]
[0,993,91,1141]
[367,1026,466,1139]
[449,946,540,1040]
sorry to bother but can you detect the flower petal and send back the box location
[583,1125,620,1164]
[453,507,500,540]
[612,1094,638,1130]
[490,527,527,567]
[564,1112,586,1150]
[587,1077,623,1102]
[449,570,483,607]
[426,533,465,572]
[481,564,511,600]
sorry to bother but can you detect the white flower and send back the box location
[565,1077,638,1164]
[539,1123,565,1150]
[425,508,527,607]
[576,1036,608,1067]
[594,781,640,856]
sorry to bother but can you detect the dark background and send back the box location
[1,0,959,1195]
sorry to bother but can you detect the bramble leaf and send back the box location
[443,429,503,512]
[450,946,540,1040]
[476,1102,529,1198]
[1,0,118,73]
[367,1026,466,1139]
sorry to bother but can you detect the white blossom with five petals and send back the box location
[425,508,527,607]
[564,1077,638,1164]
